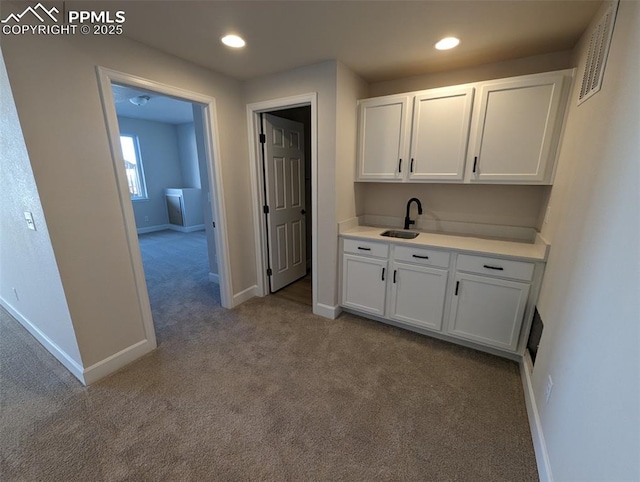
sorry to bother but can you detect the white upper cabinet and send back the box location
[356,70,572,184]
[357,94,411,180]
[409,87,474,181]
[468,72,568,184]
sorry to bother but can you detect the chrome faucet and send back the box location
[404,198,423,230]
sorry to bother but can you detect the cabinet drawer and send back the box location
[343,238,389,258]
[456,254,534,282]
[393,245,450,268]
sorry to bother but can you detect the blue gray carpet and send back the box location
[1,230,537,481]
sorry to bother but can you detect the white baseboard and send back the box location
[137,224,206,235]
[168,224,205,233]
[82,339,155,385]
[232,284,258,307]
[520,351,554,482]
[0,297,86,384]
[209,272,219,284]
[137,224,170,234]
[314,303,341,319]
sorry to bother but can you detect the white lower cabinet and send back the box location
[447,272,530,351]
[340,237,540,357]
[389,262,448,331]
[342,254,388,316]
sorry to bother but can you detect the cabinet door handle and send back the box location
[410,158,414,173]
[412,254,429,259]
[398,159,403,173]
[473,156,478,173]
[455,281,460,296]
[483,264,504,271]
[393,270,397,283]
[357,247,371,251]
[381,267,386,281]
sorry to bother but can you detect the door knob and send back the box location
[301,209,306,215]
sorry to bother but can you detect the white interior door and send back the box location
[263,113,307,292]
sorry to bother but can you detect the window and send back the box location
[120,134,147,200]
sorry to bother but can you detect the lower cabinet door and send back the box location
[448,273,530,351]
[342,254,388,316]
[389,262,448,331]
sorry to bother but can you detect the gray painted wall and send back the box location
[117,116,183,229]
[534,2,640,479]
[2,31,250,370]
[0,49,82,371]
[177,122,201,189]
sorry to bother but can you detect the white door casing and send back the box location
[97,67,234,355]
[263,113,307,292]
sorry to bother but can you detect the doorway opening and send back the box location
[247,94,318,313]
[114,85,221,329]
[97,68,233,345]
[263,108,312,306]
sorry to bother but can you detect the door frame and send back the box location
[246,93,318,310]
[96,67,234,349]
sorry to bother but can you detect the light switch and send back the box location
[24,211,36,231]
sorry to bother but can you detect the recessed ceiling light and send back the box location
[221,34,246,49]
[435,37,460,50]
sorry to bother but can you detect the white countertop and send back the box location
[340,225,549,261]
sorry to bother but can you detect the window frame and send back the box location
[119,133,148,201]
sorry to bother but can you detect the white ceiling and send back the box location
[112,84,194,124]
[85,0,602,82]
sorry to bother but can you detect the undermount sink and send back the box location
[380,230,419,239]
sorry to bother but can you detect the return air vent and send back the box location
[578,0,619,105]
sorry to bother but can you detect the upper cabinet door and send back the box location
[470,73,567,183]
[357,95,411,181]
[409,87,474,181]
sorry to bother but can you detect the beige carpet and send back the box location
[1,231,538,481]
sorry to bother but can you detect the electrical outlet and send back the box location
[13,287,19,301]
[544,206,551,224]
[24,211,36,231]
[545,375,554,403]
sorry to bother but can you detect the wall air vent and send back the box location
[578,0,619,105]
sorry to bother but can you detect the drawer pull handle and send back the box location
[357,247,371,251]
[398,158,403,173]
[393,270,397,283]
[412,254,429,259]
[381,267,386,281]
[483,264,504,271]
